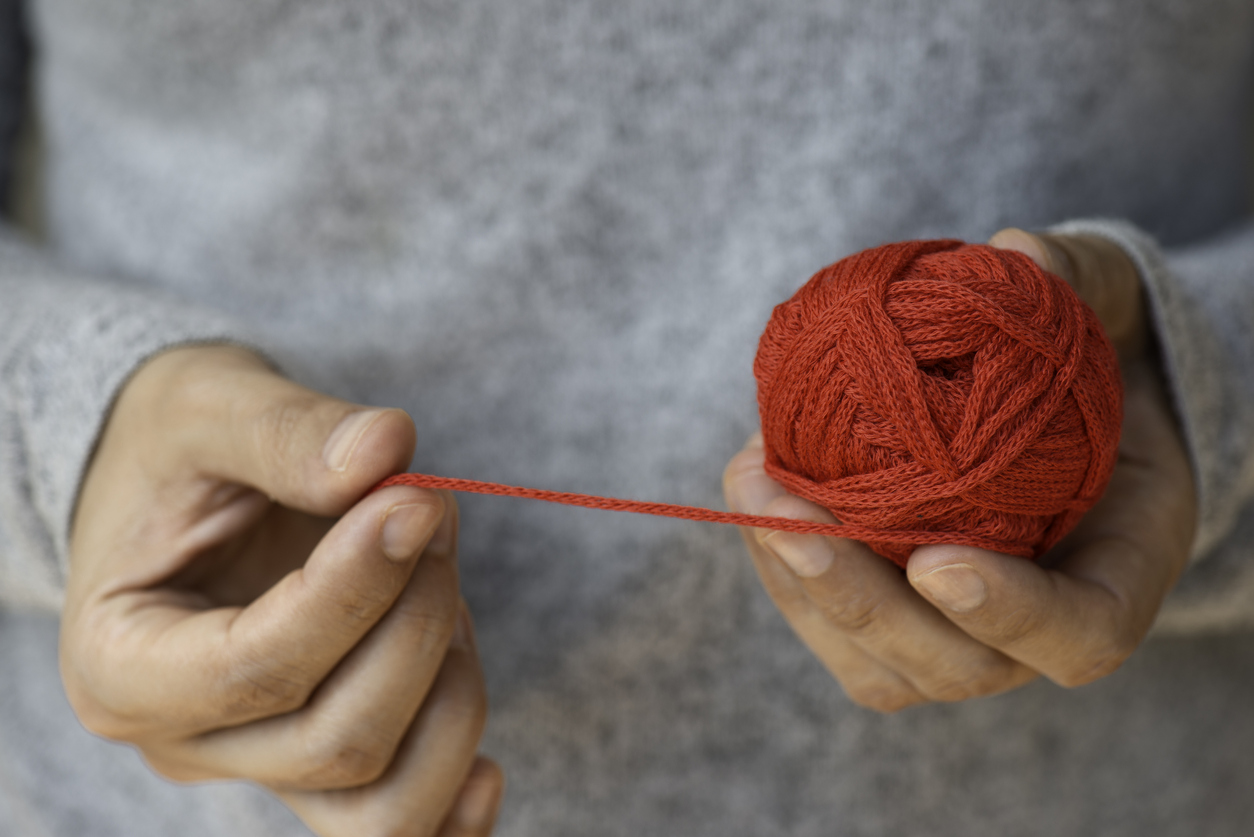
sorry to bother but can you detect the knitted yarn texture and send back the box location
[377,239,1123,566]
[756,239,1122,565]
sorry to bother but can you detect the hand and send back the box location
[64,345,504,836]
[723,230,1196,712]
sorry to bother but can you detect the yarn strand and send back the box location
[371,239,1121,569]
[372,471,1030,554]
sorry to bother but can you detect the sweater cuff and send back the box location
[0,234,254,607]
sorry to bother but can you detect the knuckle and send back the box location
[61,630,150,742]
[434,658,490,734]
[221,655,311,718]
[143,759,185,783]
[1051,591,1143,688]
[1057,627,1139,688]
[395,600,457,652]
[921,659,1022,703]
[982,605,1045,648]
[820,594,887,638]
[299,724,395,789]
[141,751,205,784]
[253,397,319,476]
[325,582,396,626]
[845,682,921,714]
[60,672,115,738]
[303,570,402,630]
[774,584,811,614]
[921,677,983,704]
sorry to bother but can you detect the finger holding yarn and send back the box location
[754,239,1123,567]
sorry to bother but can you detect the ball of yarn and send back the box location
[754,239,1123,567]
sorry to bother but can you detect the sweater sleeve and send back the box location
[0,0,256,610]
[0,233,249,609]
[1050,217,1254,632]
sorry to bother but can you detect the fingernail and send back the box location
[762,532,834,578]
[322,409,384,472]
[914,563,988,612]
[452,764,501,830]
[451,605,474,652]
[380,502,439,562]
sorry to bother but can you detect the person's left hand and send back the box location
[723,229,1196,712]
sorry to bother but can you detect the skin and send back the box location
[723,229,1197,711]
[65,346,504,837]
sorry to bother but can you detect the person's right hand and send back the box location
[63,344,503,837]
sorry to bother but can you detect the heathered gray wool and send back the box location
[3,0,1254,834]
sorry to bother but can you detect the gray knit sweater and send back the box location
[4,1,1254,835]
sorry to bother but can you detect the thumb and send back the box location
[988,227,1147,357]
[906,543,1149,688]
[144,345,417,516]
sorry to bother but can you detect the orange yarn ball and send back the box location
[754,239,1123,567]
